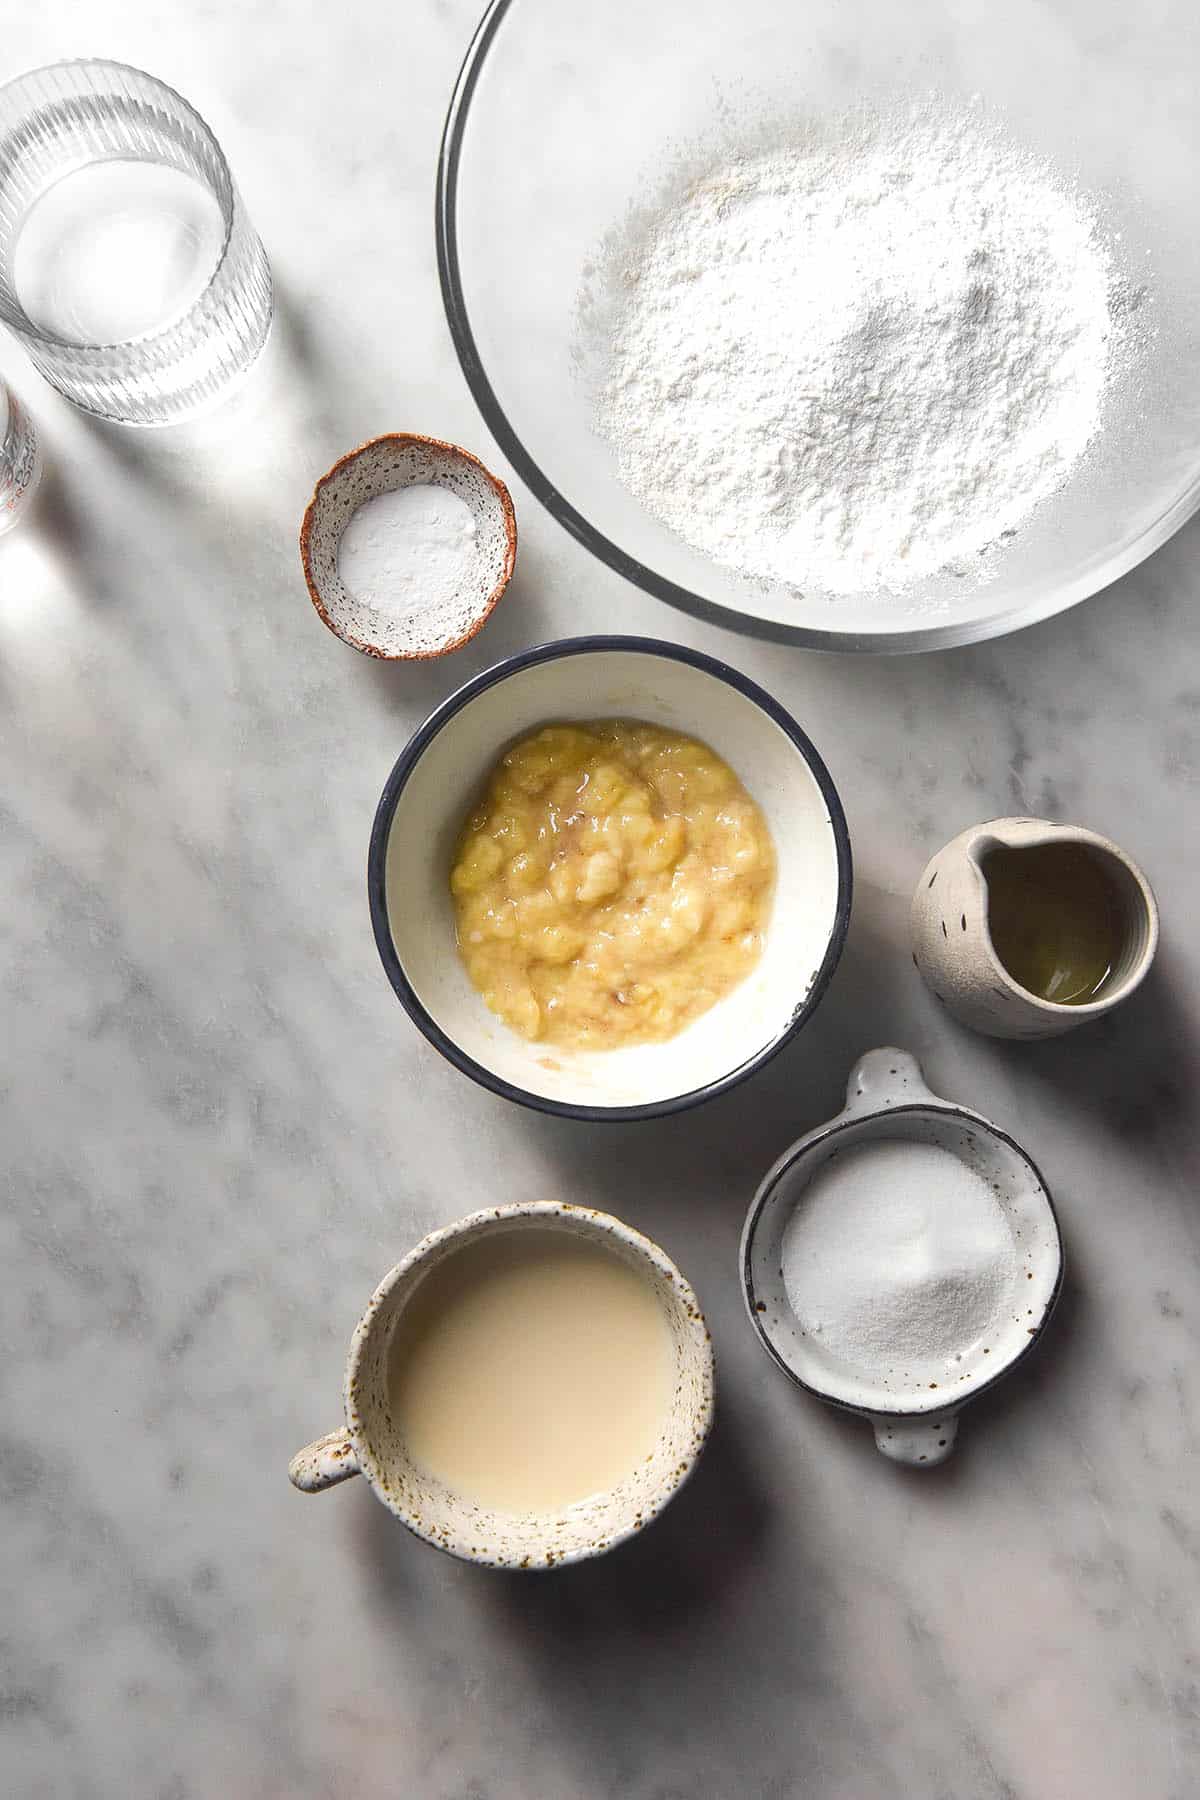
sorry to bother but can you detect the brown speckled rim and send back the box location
[343,1202,716,1570]
[298,431,518,661]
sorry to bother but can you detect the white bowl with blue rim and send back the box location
[368,637,851,1119]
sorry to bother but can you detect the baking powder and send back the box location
[337,484,478,648]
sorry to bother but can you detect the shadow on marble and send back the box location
[268,281,342,444]
[0,453,109,613]
[0,444,171,627]
[348,1386,771,1625]
[958,1261,1086,1453]
[990,954,1199,1163]
[477,1407,831,1795]
[511,886,921,1268]
[491,1405,771,1621]
[21,456,88,564]
[754,1259,1086,1507]
[343,1400,827,1791]
[730,507,1200,835]
[71,275,347,520]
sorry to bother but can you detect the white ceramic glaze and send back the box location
[740,1049,1063,1466]
[910,818,1158,1040]
[288,1202,714,1569]
[369,638,851,1116]
[299,432,516,659]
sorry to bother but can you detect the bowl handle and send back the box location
[870,1413,958,1466]
[288,1427,360,1492]
[842,1047,936,1115]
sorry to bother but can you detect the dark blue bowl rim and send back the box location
[367,635,853,1121]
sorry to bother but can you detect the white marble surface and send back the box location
[3,5,1200,1797]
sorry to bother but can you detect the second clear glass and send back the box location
[0,379,42,533]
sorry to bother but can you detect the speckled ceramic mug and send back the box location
[288,1202,715,1569]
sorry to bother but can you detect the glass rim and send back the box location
[435,0,1200,654]
[0,56,238,356]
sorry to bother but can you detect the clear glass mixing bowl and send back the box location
[438,0,1200,652]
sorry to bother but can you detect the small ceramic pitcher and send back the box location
[910,818,1158,1039]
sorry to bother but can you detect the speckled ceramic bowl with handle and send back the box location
[740,1049,1063,1466]
[368,636,852,1118]
[288,1202,715,1569]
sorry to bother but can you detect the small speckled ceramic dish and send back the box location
[288,1202,714,1569]
[368,636,851,1119]
[299,432,516,659]
[740,1049,1063,1466]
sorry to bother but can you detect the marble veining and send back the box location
[2,3,1199,1797]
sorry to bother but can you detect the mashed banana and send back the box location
[450,720,774,1049]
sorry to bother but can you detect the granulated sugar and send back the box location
[780,1140,1020,1377]
[595,105,1121,597]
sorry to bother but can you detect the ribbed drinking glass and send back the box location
[0,59,272,425]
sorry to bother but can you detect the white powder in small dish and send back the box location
[780,1139,1020,1378]
[337,484,478,618]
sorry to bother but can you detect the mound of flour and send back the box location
[594,106,1119,597]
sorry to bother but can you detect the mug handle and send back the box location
[288,1427,360,1493]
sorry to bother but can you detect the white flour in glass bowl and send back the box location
[591,102,1139,601]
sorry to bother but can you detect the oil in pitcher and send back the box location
[982,842,1125,1005]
